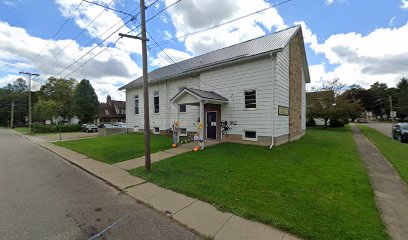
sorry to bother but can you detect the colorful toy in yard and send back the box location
[172,121,179,147]
[193,121,204,151]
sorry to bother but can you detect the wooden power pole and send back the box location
[19,71,39,133]
[119,0,151,171]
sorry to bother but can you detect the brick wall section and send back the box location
[289,32,303,141]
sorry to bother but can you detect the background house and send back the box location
[98,95,126,124]
[120,25,310,146]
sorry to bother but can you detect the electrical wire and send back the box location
[50,10,138,74]
[82,0,135,17]
[146,0,160,9]
[145,0,181,23]
[62,18,140,78]
[148,0,294,48]
[34,0,85,59]
[38,0,116,73]
[55,18,133,77]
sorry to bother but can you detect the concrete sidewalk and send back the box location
[19,132,299,240]
[352,125,408,240]
[114,140,220,170]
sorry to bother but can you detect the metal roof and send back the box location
[120,25,301,90]
[187,88,228,102]
[171,87,229,103]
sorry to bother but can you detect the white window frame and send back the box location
[153,127,160,134]
[179,128,187,136]
[242,130,258,141]
[244,89,257,110]
[153,91,159,114]
[134,95,139,115]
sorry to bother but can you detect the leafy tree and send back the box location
[397,78,408,90]
[307,90,335,128]
[308,78,363,128]
[369,82,390,118]
[0,78,38,127]
[33,100,60,122]
[40,77,76,119]
[72,79,99,123]
[397,78,408,119]
[343,84,376,112]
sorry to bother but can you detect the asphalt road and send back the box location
[365,122,394,138]
[0,129,201,240]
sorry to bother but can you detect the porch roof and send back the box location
[171,88,228,104]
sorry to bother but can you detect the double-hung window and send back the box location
[153,91,160,113]
[134,95,139,114]
[244,90,256,109]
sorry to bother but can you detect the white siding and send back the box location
[125,77,200,133]
[168,77,201,133]
[200,57,274,137]
[125,53,299,139]
[274,45,290,137]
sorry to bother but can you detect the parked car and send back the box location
[98,123,113,128]
[112,122,126,128]
[392,123,408,143]
[81,124,98,132]
[355,118,368,123]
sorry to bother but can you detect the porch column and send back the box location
[200,100,205,149]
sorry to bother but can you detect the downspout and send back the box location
[270,53,276,149]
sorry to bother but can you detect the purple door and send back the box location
[206,112,217,139]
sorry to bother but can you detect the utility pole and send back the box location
[10,101,14,128]
[19,71,40,133]
[119,0,151,171]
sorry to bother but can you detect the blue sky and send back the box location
[1,0,408,100]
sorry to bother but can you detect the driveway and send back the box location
[365,122,394,138]
[0,129,201,240]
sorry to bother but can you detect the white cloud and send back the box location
[151,48,192,67]
[300,21,408,88]
[401,0,408,9]
[164,0,286,55]
[54,0,142,55]
[389,16,396,26]
[163,30,172,40]
[0,21,141,100]
[324,0,348,6]
[1,0,24,7]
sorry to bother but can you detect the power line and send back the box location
[50,11,138,74]
[55,18,133,77]
[148,0,295,48]
[34,0,84,59]
[62,18,140,78]
[82,0,135,17]
[63,37,122,78]
[145,0,181,23]
[146,0,160,9]
[38,0,116,74]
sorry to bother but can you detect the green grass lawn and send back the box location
[14,127,29,133]
[130,127,388,239]
[358,124,408,185]
[55,133,173,164]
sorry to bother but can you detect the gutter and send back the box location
[270,53,277,149]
